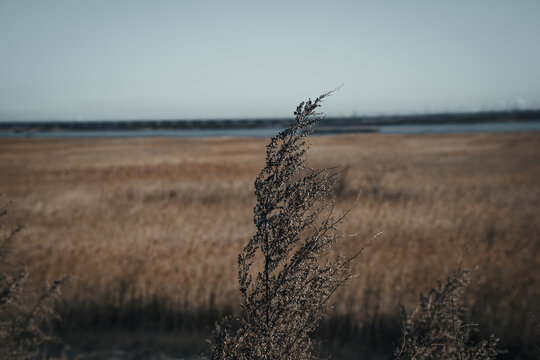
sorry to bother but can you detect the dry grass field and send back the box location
[1,132,539,358]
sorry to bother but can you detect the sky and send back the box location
[1,1,539,121]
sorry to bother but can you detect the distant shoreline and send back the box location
[1,109,539,133]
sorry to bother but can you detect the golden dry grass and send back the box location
[1,132,539,356]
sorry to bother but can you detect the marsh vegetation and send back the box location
[0,128,539,358]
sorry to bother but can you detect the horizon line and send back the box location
[1,107,540,124]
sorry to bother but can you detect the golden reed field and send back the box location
[1,132,539,358]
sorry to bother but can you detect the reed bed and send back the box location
[0,132,539,358]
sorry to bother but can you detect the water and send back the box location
[1,120,539,138]
[378,120,540,134]
[0,127,288,139]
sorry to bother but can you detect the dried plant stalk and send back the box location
[212,92,360,359]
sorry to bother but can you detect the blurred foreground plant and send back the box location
[0,201,67,359]
[395,269,501,360]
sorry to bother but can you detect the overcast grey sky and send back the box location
[1,0,539,121]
